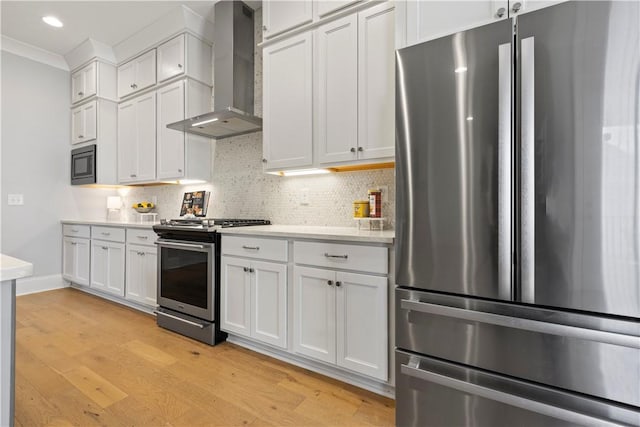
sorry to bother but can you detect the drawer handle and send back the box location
[71,242,77,246]
[324,253,348,260]
[242,245,260,250]
[137,251,145,256]
[71,229,79,232]
[101,232,111,236]
[101,246,108,250]
[137,235,148,239]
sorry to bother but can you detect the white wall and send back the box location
[1,51,114,281]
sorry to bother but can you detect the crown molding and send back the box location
[1,35,69,71]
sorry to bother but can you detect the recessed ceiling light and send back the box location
[42,16,63,28]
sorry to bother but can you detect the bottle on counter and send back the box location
[368,189,382,218]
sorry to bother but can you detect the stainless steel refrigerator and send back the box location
[395,1,640,425]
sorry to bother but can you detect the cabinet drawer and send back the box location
[91,226,125,243]
[222,236,287,262]
[294,241,388,274]
[63,224,90,238]
[126,228,157,245]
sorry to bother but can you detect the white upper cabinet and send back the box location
[263,33,314,170]
[263,1,313,38]
[357,2,395,160]
[71,101,97,145]
[157,34,185,82]
[317,0,361,18]
[71,60,117,104]
[317,15,359,164]
[156,34,212,85]
[117,92,156,183]
[118,49,157,99]
[398,0,567,48]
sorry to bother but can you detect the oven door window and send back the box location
[73,153,94,178]
[160,248,209,309]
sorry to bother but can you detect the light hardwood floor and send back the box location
[14,288,395,426]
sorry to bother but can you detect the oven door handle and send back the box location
[155,241,207,250]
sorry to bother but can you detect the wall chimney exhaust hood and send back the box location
[167,1,261,139]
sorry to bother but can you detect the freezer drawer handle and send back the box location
[400,363,624,427]
[400,299,640,349]
[154,311,204,329]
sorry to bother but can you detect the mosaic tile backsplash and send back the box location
[121,134,396,228]
[120,7,395,228]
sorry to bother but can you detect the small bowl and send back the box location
[134,207,153,213]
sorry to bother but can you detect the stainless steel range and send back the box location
[153,218,270,345]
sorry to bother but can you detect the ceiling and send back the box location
[0,1,258,57]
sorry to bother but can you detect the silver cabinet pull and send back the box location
[357,147,363,152]
[154,310,204,329]
[178,64,183,69]
[71,242,77,246]
[78,135,84,139]
[263,25,267,31]
[400,299,640,349]
[511,1,522,12]
[350,147,356,153]
[335,281,342,287]
[130,84,134,88]
[137,251,145,256]
[242,245,260,250]
[178,168,183,173]
[137,235,148,240]
[401,362,622,427]
[78,91,84,96]
[243,267,249,272]
[249,268,255,273]
[327,280,333,286]
[262,158,267,163]
[130,174,137,178]
[496,7,506,17]
[101,246,108,250]
[101,232,110,236]
[71,229,79,232]
[324,253,348,259]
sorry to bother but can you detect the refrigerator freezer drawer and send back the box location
[396,288,640,407]
[396,350,640,427]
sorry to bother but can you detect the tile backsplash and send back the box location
[122,134,395,228]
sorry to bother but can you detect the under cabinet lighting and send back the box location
[270,169,331,177]
[191,118,219,127]
[42,16,63,27]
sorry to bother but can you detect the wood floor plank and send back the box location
[15,289,395,426]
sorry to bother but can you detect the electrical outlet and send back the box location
[301,188,310,205]
[8,194,24,206]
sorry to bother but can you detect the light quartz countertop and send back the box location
[218,225,395,244]
[0,254,34,282]
[61,220,159,229]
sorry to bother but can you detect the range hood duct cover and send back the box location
[167,1,262,139]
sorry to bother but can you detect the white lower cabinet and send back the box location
[90,240,125,297]
[125,244,157,306]
[62,236,90,286]
[221,255,288,349]
[293,266,388,380]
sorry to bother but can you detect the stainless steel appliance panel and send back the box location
[396,350,640,427]
[396,288,640,407]
[517,1,640,317]
[396,19,513,300]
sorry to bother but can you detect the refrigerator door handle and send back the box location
[400,361,627,427]
[520,36,536,303]
[400,299,640,349]
[498,42,513,300]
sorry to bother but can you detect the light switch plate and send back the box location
[8,194,24,205]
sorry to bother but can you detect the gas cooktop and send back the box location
[154,218,271,232]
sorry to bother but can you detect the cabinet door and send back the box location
[263,33,313,170]
[317,0,360,18]
[71,106,84,145]
[158,34,185,82]
[263,1,312,38]
[251,261,287,348]
[157,80,185,179]
[405,1,505,47]
[221,256,251,337]
[63,237,89,286]
[336,272,387,380]
[134,50,157,93]
[117,100,138,182]
[71,71,84,104]
[134,92,157,182]
[510,0,568,16]
[293,266,336,363]
[82,62,97,99]
[91,241,109,292]
[82,101,97,142]
[126,244,157,306]
[317,15,359,164]
[358,2,395,160]
[117,60,137,98]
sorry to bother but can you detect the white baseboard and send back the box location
[226,335,396,399]
[16,274,69,296]
[70,284,156,315]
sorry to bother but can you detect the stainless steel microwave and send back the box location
[71,144,96,185]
